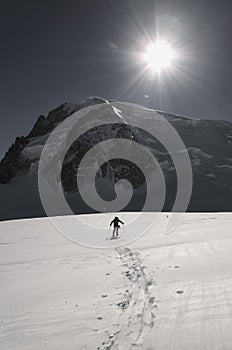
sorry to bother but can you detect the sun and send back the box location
[144,40,176,73]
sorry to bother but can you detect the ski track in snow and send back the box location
[99,247,156,350]
[1,213,232,349]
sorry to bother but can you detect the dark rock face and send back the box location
[0,98,107,185]
[28,115,50,138]
[61,123,144,193]
[28,103,78,138]
[0,98,232,220]
[0,136,30,183]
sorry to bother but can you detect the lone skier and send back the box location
[110,216,124,238]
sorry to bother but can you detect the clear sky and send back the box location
[1,0,232,159]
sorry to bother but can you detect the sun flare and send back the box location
[144,40,176,73]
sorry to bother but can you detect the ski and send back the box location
[109,236,121,240]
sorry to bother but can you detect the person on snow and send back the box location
[110,216,124,238]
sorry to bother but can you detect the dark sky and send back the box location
[1,0,232,158]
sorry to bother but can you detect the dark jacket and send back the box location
[110,217,124,228]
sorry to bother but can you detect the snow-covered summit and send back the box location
[0,98,232,220]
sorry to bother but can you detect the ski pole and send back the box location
[122,224,125,240]
[106,226,111,240]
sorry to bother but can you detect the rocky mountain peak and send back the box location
[0,99,232,220]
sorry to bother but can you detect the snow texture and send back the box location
[1,212,232,349]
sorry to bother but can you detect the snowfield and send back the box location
[1,213,232,349]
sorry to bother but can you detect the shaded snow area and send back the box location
[1,213,232,349]
[22,145,43,160]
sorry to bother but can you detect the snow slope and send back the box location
[1,213,232,349]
